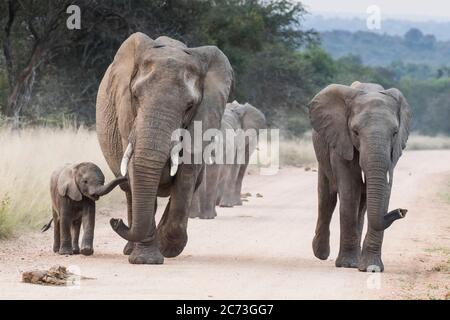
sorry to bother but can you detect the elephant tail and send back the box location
[41,218,53,232]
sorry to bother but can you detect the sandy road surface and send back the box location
[1,150,449,299]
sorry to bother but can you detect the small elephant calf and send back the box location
[43,162,126,255]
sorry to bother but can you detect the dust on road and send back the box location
[1,150,449,299]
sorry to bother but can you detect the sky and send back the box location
[297,0,450,21]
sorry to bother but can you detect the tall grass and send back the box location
[277,132,450,167]
[0,126,123,238]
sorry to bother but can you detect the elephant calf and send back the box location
[43,163,126,255]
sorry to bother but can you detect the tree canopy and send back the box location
[0,1,449,136]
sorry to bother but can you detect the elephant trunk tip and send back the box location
[110,218,146,242]
[398,208,408,218]
[372,208,408,232]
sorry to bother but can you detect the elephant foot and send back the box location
[189,211,200,219]
[336,247,360,268]
[80,246,94,256]
[197,208,217,220]
[123,241,135,255]
[312,234,330,260]
[358,251,384,272]
[72,247,80,255]
[129,242,164,265]
[58,246,73,255]
[157,224,188,258]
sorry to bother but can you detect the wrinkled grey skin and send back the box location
[190,101,266,219]
[96,33,233,264]
[309,81,411,272]
[48,163,126,255]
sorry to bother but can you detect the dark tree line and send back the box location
[0,0,319,132]
[1,0,449,135]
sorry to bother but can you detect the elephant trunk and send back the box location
[93,176,127,197]
[111,109,180,242]
[364,139,405,232]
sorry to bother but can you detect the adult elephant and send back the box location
[190,101,266,219]
[309,81,411,272]
[96,33,233,264]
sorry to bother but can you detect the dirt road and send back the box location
[1,150,449,299]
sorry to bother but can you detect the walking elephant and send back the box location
[96,33,233,264]
[190,101,266,219]
[309,81,411,272]
[44,163,126,255]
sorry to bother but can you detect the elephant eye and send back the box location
[393,130,398,137]
[83,180,88,184]
[352,129,359,136]
[186,101,194,111]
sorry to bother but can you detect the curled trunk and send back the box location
[365,148,405,231]
[111,109,179,242]
[94,176,127,197]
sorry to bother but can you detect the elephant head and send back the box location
[57,163,126,201]
[228,101,266,131]
[105,33,233,242]
[309,84,411,231]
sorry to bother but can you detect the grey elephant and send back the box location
[190,101,266,219]
[309,81,411,272]
[96,33,233,264]
[43,163,126,255]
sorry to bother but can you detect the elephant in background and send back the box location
[190,101,266,219]
[96,33,233,264]
[309,81,411,272]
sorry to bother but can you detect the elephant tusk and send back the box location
[170,152,179,176]
[361,171,365,184]
[120,143,133,176]
[387,171,390,185]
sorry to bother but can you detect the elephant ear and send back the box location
[309,84,361,161]
[57,165,82,201]
[381,88,411,166]
[107,32,155,127]
[187,46,234,132]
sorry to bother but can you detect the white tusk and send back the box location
[387,171,390,185]
[361,171,365,184]
[170,152,179,176]
[120,143,133,176]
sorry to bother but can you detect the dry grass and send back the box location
[279,134,317,167]
[406,134,450,150]
[0,126,124,238]
[277,133,450,167]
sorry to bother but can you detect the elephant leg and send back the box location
[71,218,81,254]
[157,164,199,258]
[215,166,226,205]
[59,211,73,255]
[357,191,367,245]
[219,164,241,207]
[128,196,163,264]
[198,164,219,219]
[312,169,337,260]
[189,190,201,218]
[233,162,249,206]
[335,170,363,269]
[359,227,385,272]
[123,190,135,255]
[80,203,95,256]
[52,209,60,253]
